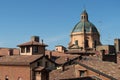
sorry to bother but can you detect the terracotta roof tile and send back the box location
[17,41,47,47]
[0,55,43,66]
[79,56,120,79]
[49,65,76,80]
[55,56,78,64]
[45,51,80,64]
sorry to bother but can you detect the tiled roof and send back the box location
[45,51,80,64]
[50,64,89,80]
[17,41,47,47]
[79,56,120,80]
[55,56,78,64]
[0,55,43,66]
[49,65,76,80]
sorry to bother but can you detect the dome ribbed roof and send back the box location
[72,10,99,33]
[72,21,98,33]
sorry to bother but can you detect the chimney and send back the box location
[31,36,39,42]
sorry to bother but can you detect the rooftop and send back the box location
[79,56,120,79]
[17,41,47,47]
[45,51,80,64]
[0,55,43,66]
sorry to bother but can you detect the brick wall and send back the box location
[0,65,31,80]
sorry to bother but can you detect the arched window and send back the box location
[84,16,85,19]
[82,16,83,19]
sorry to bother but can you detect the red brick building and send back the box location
[0,54,57,80]
[0,36,56,80]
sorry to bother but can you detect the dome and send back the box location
[72,21,99,33]
[72,10,99,33]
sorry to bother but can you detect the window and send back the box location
[85,40,89,48]
[5,75,8,80]
[26,46,30,53]
[82,16,83,19]
[84,16,85,19]
[75,40,78,45]
[21,47,25,53]
[33,46,38,53]
[80,71,85,77]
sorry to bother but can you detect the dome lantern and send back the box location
[81,10,88,22]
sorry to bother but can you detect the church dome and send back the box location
[72,10,99,33]
[72,21,98,33]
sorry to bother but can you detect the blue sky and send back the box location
[0,0,120,50]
